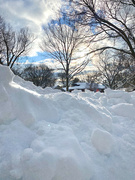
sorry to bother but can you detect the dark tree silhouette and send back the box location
[0,16,35,68]
[67,0,135,59]
[20,64,56,88]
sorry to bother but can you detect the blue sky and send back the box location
[20,52,51,63]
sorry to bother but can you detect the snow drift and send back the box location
[0,65,135,180]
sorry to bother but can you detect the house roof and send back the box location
[98,84,105,89]
[63,82,89,91]
[63,82,105,91]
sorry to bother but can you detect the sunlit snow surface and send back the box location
[0,65,135,180]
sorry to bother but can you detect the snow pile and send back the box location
[0,65,135,180]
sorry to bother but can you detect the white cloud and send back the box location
[21,58,62,69]
[0,0,62,27]
[0,0,63,56]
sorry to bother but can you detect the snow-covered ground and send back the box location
[0,65,135,180]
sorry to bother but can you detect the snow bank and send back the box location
[0,65,135,180]
[111,103,135,119]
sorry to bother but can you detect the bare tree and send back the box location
[0,15,35,68]
[72,77,80,85]
[68,0,135,59]
[85,71,101,83]
[57,72,67,87]
[95,51,134,89]
[40,14,90,91]
[0,16,5,64]
[17,64,56,88]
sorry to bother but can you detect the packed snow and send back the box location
[0,65,135,180]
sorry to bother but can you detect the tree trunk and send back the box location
[66,76,69,91]
[66,64,69,91]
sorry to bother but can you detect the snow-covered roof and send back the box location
[63,82,89,91]
[72,82,89,89]
[63,82,105,91]
[98,84,105,89]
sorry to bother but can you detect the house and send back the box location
[62,82,106,92]
[69,82,90,92]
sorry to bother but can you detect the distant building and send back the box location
[62,82,106,92]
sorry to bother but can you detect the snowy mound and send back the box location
[0,65,135,180]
